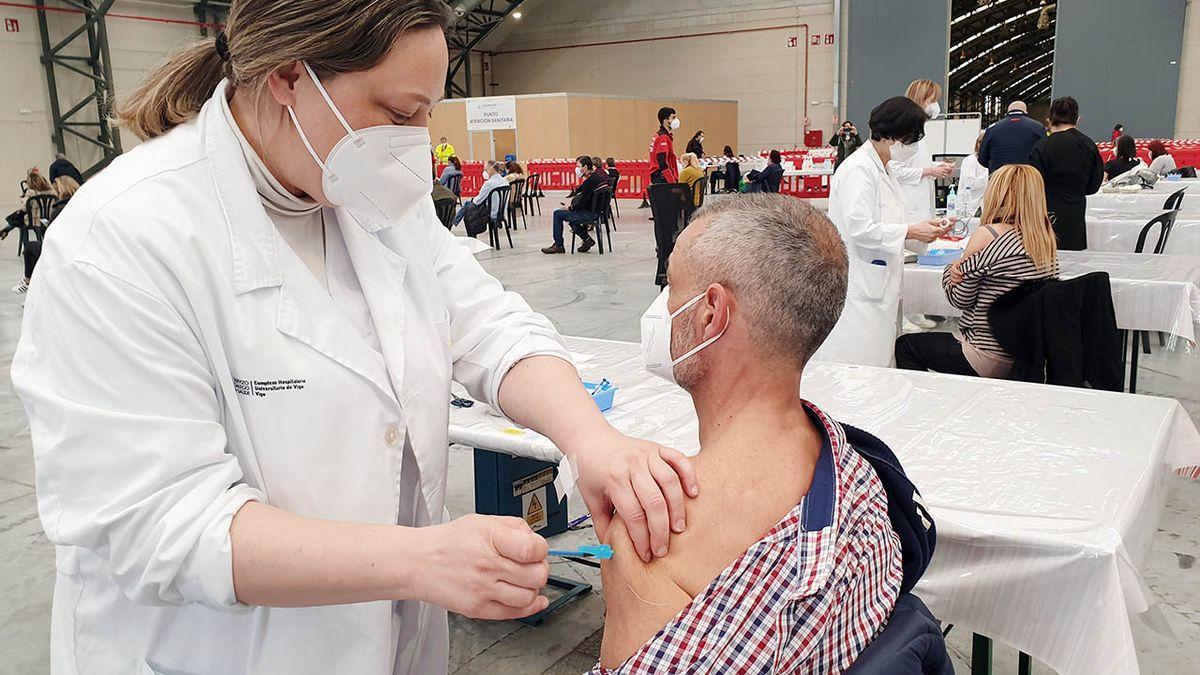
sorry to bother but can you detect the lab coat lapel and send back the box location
[337,207,410,402]
[272,258,399,407]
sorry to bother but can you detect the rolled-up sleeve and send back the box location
[426,207,572,409]
[11,261,263,609]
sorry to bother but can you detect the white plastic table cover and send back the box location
[448,336,1200,675]
[1086,216,1200,255]
[1088,184,1196,218]
[901,250,1200,347]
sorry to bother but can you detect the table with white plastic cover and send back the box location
[1086,215,1200,254]
[449,336,1200,675]
[1087,183,1196,218]
[901,250,1200,349]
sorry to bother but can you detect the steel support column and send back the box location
[445,0,526,99]
[35,0,121,178]
[193,0,230,37]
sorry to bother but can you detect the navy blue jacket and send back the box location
[978,111,1045,173]
[842,424,953,675]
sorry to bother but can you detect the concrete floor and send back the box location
[2,195,1199,674]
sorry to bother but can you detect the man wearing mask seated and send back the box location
[595,194,902,673]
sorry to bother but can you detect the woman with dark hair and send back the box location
[438,154,462,185]
[1111,124,1124,143]
[743,150,784,193]
[1105,135,1141,180]
[503,159,525,184]
[811,96,951,367]
[1030,96,1104,250]
[708,145,739,192]
[1147,141,1177,175]
[685,130,704,158]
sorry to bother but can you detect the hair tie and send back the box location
[215,31,231,62]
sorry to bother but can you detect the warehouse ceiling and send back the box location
[949,0,1056,122]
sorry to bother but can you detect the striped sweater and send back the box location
[942,227,1058,357]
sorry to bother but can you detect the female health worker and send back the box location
[889,79,956,222]
[11,1,698,673]
[811,97,950,367]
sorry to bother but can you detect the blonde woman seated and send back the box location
[894,165,1059,378]
[677,152,704,205]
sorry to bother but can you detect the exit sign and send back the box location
[4,18,19,32]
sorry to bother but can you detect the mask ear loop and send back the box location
[286,61,358,172]
[301,61,356,139]
[669,298,730,366]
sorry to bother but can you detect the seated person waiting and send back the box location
[438,155,462,186]
[708,146,739,193]
[1147,140,1177,175]
[677,152,704,205]
[541,156,609,254]
[503,160,525,184]
[596,194,903,673]
[451,160,507,230]
[1104,135,1141,180]
[894,165,1059,378]
[744,149,784,193]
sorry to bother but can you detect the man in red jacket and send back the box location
[649,107,680,183]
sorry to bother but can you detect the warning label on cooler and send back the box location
[522,487,548,532]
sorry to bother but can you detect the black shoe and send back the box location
[541,244,565,254]
[578,236,596,253]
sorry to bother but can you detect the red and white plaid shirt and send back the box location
[591,402,903,674]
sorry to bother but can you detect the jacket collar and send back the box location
[204,80,284,295]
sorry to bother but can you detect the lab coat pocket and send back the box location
[858,259,890,302]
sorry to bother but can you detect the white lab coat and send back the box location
[887,138,936,222]
[812,141,918,367]
[11,82,570,675]
[958,153,989,214]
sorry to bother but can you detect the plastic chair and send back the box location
[690,178,707,209]
[434,198,456,229]
[484,185,513,250]
[1131,210,1179,355]
[525,173,543,216]
[19,194,56,257]
[607,173,621,220]
[446,174,463,205]
[570,187,614,255]
[508,178,528,229]
[1163,188,1186,212]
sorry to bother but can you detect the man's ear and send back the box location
[703,284,731,340]
[265,62,304,107]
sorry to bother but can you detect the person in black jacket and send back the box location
[1104,134,1141,180]
[685,130,704,158]
[744,150,784,193]
[1029,96,1104,250]
[977,101,1045,173]
[829,121,863,170]
[48,153,84,184]
[542,156,608,254]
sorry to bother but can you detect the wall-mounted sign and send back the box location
[466,96,517,131]
[4,18,19,32]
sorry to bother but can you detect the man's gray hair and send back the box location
[686,194,847,366]
[488,159,505,173]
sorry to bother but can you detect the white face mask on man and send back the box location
[286,61,432,224]
[640,287,728,386]
[670,117,682,130]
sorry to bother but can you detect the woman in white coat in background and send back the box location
[11,2,698,673]
[812,97,951,367]
[889,79,956,222]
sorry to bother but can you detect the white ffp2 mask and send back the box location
[640,288,727,386]
[891,141,919,163]
[287,61,432,225]
[924,102,941,118]
[670,118,681,130]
